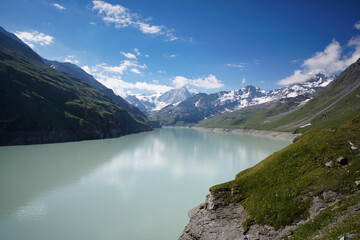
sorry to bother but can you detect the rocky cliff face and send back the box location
[179,190,342,240]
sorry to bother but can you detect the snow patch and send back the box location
[300,123,312,128]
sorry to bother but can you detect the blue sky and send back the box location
[0,0,360,96]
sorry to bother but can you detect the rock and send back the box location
[322,190,338,202]
[309,196,325,219]
[355,180,360,186]
[178,193,248,240]
[349,141,358,150]
[339,236,345,240]
[337,157,348,165]
[325,161,333,167]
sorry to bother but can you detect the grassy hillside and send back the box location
[198,59,360,133]
[210,115,360,237]
[210,116,360,236]
[0,42,151,145]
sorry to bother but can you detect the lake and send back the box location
[0,128,290,240]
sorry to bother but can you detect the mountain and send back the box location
[0,26,151,145]
[42,59,154,126]
[126,87,195,112]
[199,58,360,132]
[180,60,360,239]
[150,74,334,126]
[180,114,360,239]
[0,26,43,63]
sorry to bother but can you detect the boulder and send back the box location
[337,157,348,166]
[325,161,333,168]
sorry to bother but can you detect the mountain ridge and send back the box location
[198,58,360,132]
[126,86,195,112]
[42,59,155,126]
[150,73,334,126]
[0,26,151,145]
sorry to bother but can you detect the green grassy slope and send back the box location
[0,44,151,145]
[210,115,360,235]
[198,59,360,133]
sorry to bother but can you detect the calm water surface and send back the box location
[0,128,290,240]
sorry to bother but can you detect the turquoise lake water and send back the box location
[0,128,290,240]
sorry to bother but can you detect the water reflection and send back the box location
[0,128,290,240]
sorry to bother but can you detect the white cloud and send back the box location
[169,54,177,58]
[137,22,162,34]
[87,68,172,96]
[90,21,95,25]
[354,21,360,30]
[226,63,244,70]
[241,78,246,84]
[134,48,140,56]
[172,76,189,88]
[145,54,150,58]
[157,70,167,74]
[130,68,141,74]
[100,60,141,75]
[80,60,175,96]
[152,80,159,83]
[53,3,66,10]
[82,65,92,74]
[121,51,137,59]
[172,74,224,89]
[278,37,360,85]
[14,30,54,48]
[64,55,79,64]
[92,0,177,41]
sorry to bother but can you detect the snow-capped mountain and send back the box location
[212,72,334,111]
[126,87,196,112]
[150,73,335,125]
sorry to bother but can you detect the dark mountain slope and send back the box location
[43,59,155,126]
[0,30,151,145]
[0,26,43,63]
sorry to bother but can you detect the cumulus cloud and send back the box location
[64,55,79,64]
[81,60,172,95]
[53,3,66,10]
[14,30,54,48]
[226,63,244,70]
[81,65,172,96]
[354,21,360,30]
[278,37,360,85]
[92,0,177,41]
[121,51,137,59]
[241,78,246,84]
[172,74,224,89]
[99,60,145,75]
[130,68,141,74]
[82,65,92,74]
[134,48,140,56]
[145,54,150,58]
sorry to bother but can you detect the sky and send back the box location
[0,0,360,96]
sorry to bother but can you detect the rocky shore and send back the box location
[178,190,342,240]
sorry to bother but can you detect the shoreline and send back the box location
[192,126,300,141]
